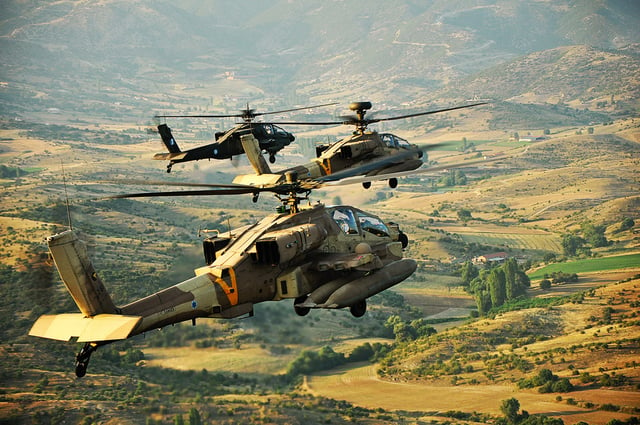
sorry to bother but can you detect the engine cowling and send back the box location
[340,139,378,159]
[254,224,327,265]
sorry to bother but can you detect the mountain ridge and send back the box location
[1,0,639,124]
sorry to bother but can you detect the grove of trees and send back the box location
[460,258,531,315]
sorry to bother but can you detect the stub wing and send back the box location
[29,313,142,342]
[315,252,383,272]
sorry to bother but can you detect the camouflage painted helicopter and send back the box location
[29,179,416,377]
[27,102,490,377]
[153,102,337,172]
[231,101,487,193]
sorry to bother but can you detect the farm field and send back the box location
[143,345,293,375]
[307,278,640,425]
[306,364,639,425]
[528,253,640,280]
[456,231,562,253]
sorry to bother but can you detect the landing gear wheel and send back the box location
[269,154,276,164]
[294,296,310,317]
[252,192,259,203]
[389,178,398,189]
[75,361,88,378]
[398,231,409,249]
[362,181,371,189]
[75,343,97,378]
[166,164,173,173]
[350,300,367,318]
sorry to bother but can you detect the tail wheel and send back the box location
[75,343,97,378]
[389,178,398,188]
[362,181,371,189]
[269,154,276,164]
[350,300,367,317]
[75,361,88,378]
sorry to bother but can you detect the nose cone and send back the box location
[289,133,295,142]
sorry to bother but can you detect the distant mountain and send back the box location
[1,0,638,122]
[434,44,640,109]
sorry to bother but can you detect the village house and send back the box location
[473,252,510,265]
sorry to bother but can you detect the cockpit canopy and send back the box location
[380,133,410,149]
[328,206,390,238]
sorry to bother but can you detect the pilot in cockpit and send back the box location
[332,208,359,234]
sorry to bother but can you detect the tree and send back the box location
[582,223,608,247]
[460,261,479,286]
[348,343,375,362]
[620,217,635,231]
[561,234,584,256]
[501,398,521,424]
[489,268,506,308]
[457,208,473,222]
[474,289,492,316]
[504,258,519,300]
[540,279,552,290]
[188,408,202,425]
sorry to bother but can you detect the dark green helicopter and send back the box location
[154,103,336,172]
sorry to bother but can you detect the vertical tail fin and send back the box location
[240,133,271,175]
[47,230,117,316]
[158,124,181,153]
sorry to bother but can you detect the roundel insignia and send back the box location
[213,148,218,155]
[191,300,198,309]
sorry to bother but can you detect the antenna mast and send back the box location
[61,160,73,230]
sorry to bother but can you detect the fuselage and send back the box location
[233,131,424,187]
[119,203,410,335]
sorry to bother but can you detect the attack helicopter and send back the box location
[231,101,487,193]
[27,101,492,377]
[153,102,337,172]
[29,175,416,377]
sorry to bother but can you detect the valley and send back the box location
[1,1,639,423]
[1,111,638,424]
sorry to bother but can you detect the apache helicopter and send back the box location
[29,178,416,377]
[153,102,337,172]
[231,101,487,193]
[28,102,493,377]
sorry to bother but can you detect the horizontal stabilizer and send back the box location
[232,173,283,186]
[29,313,141,342]
[153,152,187,161]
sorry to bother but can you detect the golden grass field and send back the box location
[1,115,639,423]
[306,279,640,425]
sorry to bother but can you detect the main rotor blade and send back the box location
[155,102,338,120]
[265,102,488,127]
[106,187,260,199]
[257,102,339,117]
[103,180,307,199]
[106,179,251,189]
[155,113,242,118]
[366,102,488,124]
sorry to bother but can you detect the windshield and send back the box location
[381,134,411,149]
[330,207,359,235]
[273,125,288,136]
[356,211,389,237]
